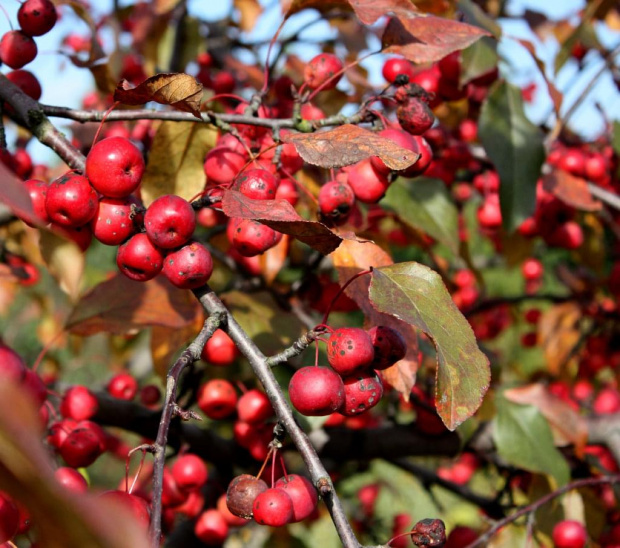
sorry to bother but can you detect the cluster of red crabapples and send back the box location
[21,134,215,290]
[0,0,57,107]
[288,325,407,418]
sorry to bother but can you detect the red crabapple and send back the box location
[194,509,229,545]
[367,326,407,370]
[0,31,37,69]
[18,0,58,37]
[171,454,208,492]
[397,98,435,135]
[116,233,164,282]
[200,329,239,366]
[85,137,145,198]
[197,379,238,420]
[304,53,343,91]
[162,241,213,289]
[237,389,273,424]
[551,520,587,548]
[347,159,390,204]
[327,327,375,376]
[274,475,318,522]
[144,194,196,249]
[107,372,138,400]
[340,371,384,416]
[91,197,139,246]
[235,169,279,200]
[253,488,293,527]
[6,70,41,101]
[226,474,268,519]
[288,366,345,416]
[318,180,355,222]
[45,173,98,228]
[60,386,98,421]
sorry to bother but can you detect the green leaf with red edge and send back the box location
[368,262,490,429]
[0,380,150,548]
[65,274,201,335]
[221,190,344,255]
[113,73,204,118]
[282,125,419,170]
[478,80,545,233]
[382,14,491,64]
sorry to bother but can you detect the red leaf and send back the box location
[114,73,203,118]
[221,191,343,255]
[331,240,419,397]
[65,275,201,335]
[0,162,40,226]
[282,125,419,170]
[542,169,602,212]
[382,15,491,64]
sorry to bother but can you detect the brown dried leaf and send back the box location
[538,302,582,375]
[331,240,419,398]
[542,169,602,212]
[113,73,203,118]
[234,0,263,32]
[66,275,200,336]
[382,14,491,64]
[222,190,344,255]
[283,125,419,170]
[504,384,589,453]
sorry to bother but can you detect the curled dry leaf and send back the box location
[542,169,602,212]
[331,240,419,398]
[538,302,582,375]
[282,125,419,170]
[504,384,588,453]
[382,15,491,64]
[221,190,344,255]
[113,73,203,118]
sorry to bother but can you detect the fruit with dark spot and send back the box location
[18,0,57,37]
[339,371,383,416]
[367,326,407,370]
[45,173,98,228]
[318,180,355,222]
[327,327,375,377]
[226,474,268,519]
[304,53,343,91]
[162,241,213,289]
[116,233,164,282]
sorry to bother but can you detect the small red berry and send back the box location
[18,0,58,37]
[200,329,239,366]
[551,520,587,548]
[289,366,345,416]
[340,371,384,416]
[162,241,213,289]
[171,454,208,492]
[107,372,138,400]
[0,31,37,69]
[304,53,343,91]
[45,173,98,228]
[253,488,294,527]
[274,475,318,523]
[116,233,164,282]
[194,509,229,545]
[367,326,407,370]
[144,195,196,249]
[327,327,375,376]
[237,389,273,424]
[197,379,238,420]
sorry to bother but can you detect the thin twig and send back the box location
[149,311,226,546]
[465,474,620,547]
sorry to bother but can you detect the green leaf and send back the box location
[478,81,545,232]
[493,396,570,487]
[141,121,218,206]
[221,291,305,355]
[460,37,498,86]
[382,177,460,255]
[369,263,490,430]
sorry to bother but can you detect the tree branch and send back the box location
[192,284,362,548]
[0,74,85,171]
[465,474,620,547]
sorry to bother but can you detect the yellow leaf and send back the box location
[141,121,218,206]
[234,0,263,32]
[39,230,85,302]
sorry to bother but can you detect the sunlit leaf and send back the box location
[369,262,490,429]
[493,396,570,487]
[234,0,263,31]
[478,81,545,232]
[141,121,217,206]
[538,302,581,375]
[39,231,85,302]
[283,125,419,170]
